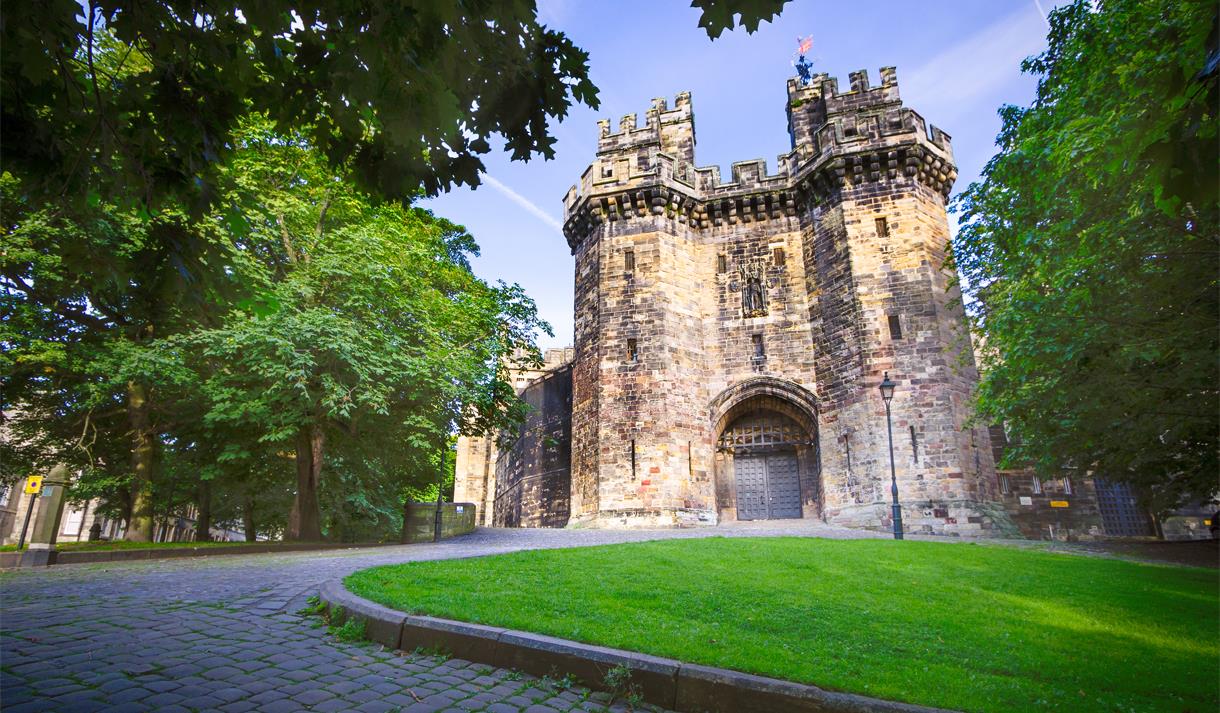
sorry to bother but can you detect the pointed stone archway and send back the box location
[708,378,822,522]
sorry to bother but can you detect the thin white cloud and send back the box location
[482,174,564,234]
[1033,0,1050,27]
[902,6,1047,123]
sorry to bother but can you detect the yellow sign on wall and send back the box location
[1049,500,1069,508]
[24,475,43,495]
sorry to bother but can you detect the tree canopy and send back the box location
[2,114,546,541]
[3,0,787,215]
[952,0,1218,509]
[1,0,792,541]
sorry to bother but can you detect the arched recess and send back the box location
[708,378,822,521]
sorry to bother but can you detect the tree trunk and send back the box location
[287,423,324,541]
[195,480,212,542]
[400,498,413,544]
[124,380,157,541]
[242,494,257,542]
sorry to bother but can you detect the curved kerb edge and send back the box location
[318,580,957,713]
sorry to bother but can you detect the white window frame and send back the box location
[61,507,86,537]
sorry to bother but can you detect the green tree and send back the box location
[2,1,784,217]
[2,1,788,541]
[952,0,1218,509]
[181,121,545,539]
[0,169,235,540]
[194,203,545,539]
[3,0,597,213]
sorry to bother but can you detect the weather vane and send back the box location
[792,35,814,85]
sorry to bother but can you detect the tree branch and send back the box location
[1,274,119,329]
[277,212,298,264]
[313,191,333,247]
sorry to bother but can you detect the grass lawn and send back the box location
[346,537,1219,713]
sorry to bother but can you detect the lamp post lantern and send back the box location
[879,372,903,540]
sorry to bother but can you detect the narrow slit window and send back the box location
[1062,477,1073,495]
[624,249,635,273]
[875,216,889,237]
[717,253,727,273]
[627,338,638,362]
[630,439,637,479]
[752,334,765,359]
[888,315,903,340]
[909,425,918,463]
[999,474,1011,495]
[1032,477,1043,495]
[772,247,785,266]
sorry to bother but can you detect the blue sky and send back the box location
[421,1,1060,349]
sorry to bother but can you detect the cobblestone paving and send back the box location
[0,522,870,712]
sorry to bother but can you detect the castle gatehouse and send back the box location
[457,68,1008,536]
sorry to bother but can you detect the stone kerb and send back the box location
[319,577,956,713]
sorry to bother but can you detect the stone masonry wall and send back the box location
[814,178,1002,536]
[454,348,574,527]
[452,435,495,527]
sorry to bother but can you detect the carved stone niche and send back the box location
[737,259,768,318]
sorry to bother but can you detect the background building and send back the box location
[0,482,245,545]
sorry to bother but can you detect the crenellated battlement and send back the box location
[595,91,695,162]
[563,68,957,248]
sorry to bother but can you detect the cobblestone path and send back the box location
[0,523,864,713]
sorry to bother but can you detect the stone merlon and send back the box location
[562,67,956,251]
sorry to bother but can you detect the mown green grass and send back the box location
[346,537,1219,713]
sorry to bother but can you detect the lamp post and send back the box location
[433,444,446,543]
[879,372,903,540]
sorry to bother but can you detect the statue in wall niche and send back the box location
[738,260,768,317]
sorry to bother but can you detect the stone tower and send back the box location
[554,67,1004,534]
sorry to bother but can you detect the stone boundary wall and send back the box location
[0,541,404,569]
[320,579,954,713]
[401,502,478,544]
[2,504,477,568]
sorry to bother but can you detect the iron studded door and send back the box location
[734,452,802,520]
[734,455,768,520]
[765,452,802,519]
